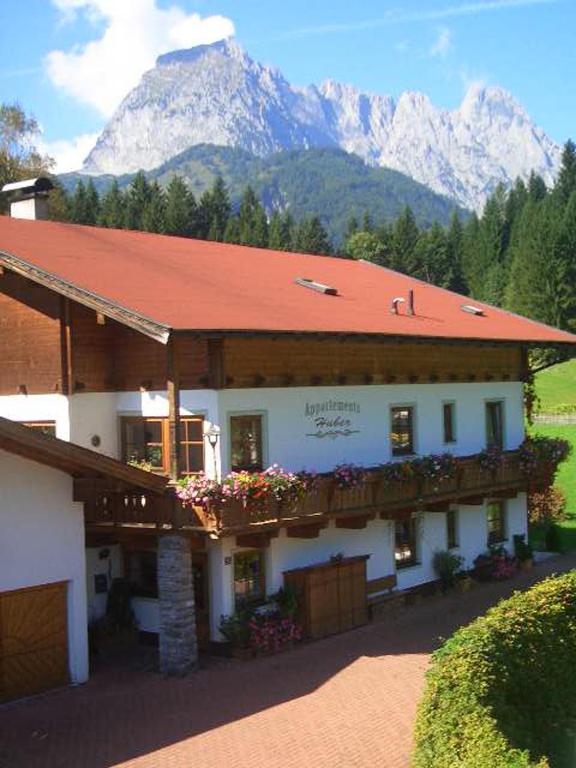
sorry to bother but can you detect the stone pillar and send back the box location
[158,534,198,675]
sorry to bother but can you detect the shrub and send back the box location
[528,486,567,527]
[413,572,576,768]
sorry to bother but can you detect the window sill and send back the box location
[396,561,421,571]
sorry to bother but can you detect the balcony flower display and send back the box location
[411,453,458,483]
[178,465,312,510]
[332,463,366,490]
[380,460,415,482]
[477,446,505,473]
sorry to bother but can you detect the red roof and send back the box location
[0,216,574,345]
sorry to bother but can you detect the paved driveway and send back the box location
[1,553,575,768]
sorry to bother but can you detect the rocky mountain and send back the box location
[83,39,561,211]
[63,145,466,244]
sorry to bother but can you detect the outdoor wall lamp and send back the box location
[205,424,221,448]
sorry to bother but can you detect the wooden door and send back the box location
[0,582,69,703]
[191,553,210,650]
[308,567,340,639]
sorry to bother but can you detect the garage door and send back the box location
[0,582,69,703]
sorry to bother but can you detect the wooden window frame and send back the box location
[228,412,266,473]
[447,508,459,550]
[120,415,205,476]
[21,420,57,437]
[485,399,505,450]
[233,550,266,608]
[395,517,419,569]
[390,405,416,457]
[442,402,456,445]
[487,500,507,546]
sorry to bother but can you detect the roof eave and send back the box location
[0,249,171,345]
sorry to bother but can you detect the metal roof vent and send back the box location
[294,277,338,296]
[460,304,485,317]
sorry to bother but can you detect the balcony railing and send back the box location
[192,450,552,534]
[83,449,553,533]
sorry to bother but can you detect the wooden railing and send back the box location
[193,450,551,534]
[83,450,552,532]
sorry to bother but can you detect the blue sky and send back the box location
[0,0,573,171]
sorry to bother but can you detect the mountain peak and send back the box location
[156,37,242,67]
[83,43,560,211]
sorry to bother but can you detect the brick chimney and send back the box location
[1,177,54,220]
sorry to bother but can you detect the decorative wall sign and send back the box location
[305,399,361,439]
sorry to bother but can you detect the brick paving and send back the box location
[1,553,575,768]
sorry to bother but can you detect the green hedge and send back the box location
[413,573,576,768]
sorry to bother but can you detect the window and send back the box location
[230,414,264,471]
[447,509,458,549]
[395,518,418,568]
[121,416,205,475]
[487,500,506,545]
[22,421,57,437]
[127,550,158,598]
[180,418,205,476]
[234,551,265,607]
[485,401,504,450]
[390,406,414,456]
[443,403,456,444]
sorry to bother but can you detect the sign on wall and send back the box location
[305,399,361,439]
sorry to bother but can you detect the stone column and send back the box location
[158,533,198,675]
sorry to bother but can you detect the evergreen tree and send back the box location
[445,211,468,294]
[82,179,99,226]
[555,140,576,205]
[390,206,419,273]
[164,176,197,237]
[70,180,89,224]
[528,171,547,203]
[199,176,231,240]
[237,186,269,246]
[268,210,285,250]
[99,179,125,229]
[223,215,241,244]
[294,216,332,255]
[345,215,359,241]
[413,223,450,286]
[142,181,166,233]
[124,171,151,231]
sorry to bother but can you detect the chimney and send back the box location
[407,289,415,316]
[1,177,54,220]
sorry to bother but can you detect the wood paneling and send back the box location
[0,582,69,702]
[222,338,524,389]
[70,305,210,392]
[0,272,62,394]
[284,556,368,640]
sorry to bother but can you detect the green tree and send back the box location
[99,179,125,229]
[293,216,332,255]
[83,178,100,225]
[345,230,386,264]
[0,103,54,212]
[70,180,89,224]
[390,206,419,273]
[142,181,166,233]
[555,140,576,205]
[223,215,241,244]
[164,176,197,237]
[445,211,468,294]
[124,171,151,230]
[199,176,231,240]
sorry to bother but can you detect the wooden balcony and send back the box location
[82,449,552,534]
[193,450,549,535]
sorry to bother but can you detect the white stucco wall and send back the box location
[0,394,71,439]
[218,381,525,474]
[0,449,89,685]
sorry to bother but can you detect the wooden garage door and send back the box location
[0,582,69,703]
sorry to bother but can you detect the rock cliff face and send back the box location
[83,39,560,211]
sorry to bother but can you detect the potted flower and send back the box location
[513,533,534,571]
[432,550,464,592]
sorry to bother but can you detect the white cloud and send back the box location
[46,0,235,117]
[429,27,452,57]
[39,131,101,173]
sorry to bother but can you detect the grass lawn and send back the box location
[534,358,576,411]
[531,423,576,550]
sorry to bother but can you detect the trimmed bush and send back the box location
[413,573,576,768]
